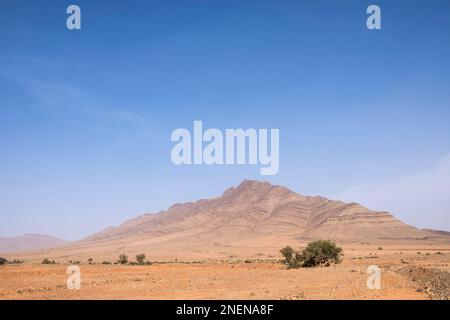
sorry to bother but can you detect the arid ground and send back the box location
[2,182,449,300]
[1,244,449,300]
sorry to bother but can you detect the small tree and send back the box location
[300,240,342,267]
[0,257,7,265]
[118,254,128,264]
[136,254,146,264]
[280,240,342,269]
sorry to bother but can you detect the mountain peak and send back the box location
[223,180,280,196]
[238,179,271,188]
[76,180,450,246]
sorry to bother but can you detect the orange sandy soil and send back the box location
[1,248,449,300]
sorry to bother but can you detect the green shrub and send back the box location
[102,261,112,265]
[300,240,342,267]
[136,254,146,264]
[118,254,128,264]
[0,257,7,265]
[280,246,295,263]
[280,240,342,269]
[279,246,302,269]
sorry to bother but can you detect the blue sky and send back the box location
[1,0,450,240]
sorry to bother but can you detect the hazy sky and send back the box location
[1,0,449,240]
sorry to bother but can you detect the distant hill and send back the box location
[0,234,68,253]
[423,229,450,237]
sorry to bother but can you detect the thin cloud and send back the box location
[2,73,150,128]
[332,153,450,232]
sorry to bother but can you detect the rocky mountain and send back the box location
[0,234,68,253]
[7,180,449,261]
[84,180,444,244]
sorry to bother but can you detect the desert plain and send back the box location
[1,243,449,300]
[1,181,449,300]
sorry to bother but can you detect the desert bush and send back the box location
[280,240,342,268]
[0,257,7,265]
[10,259,23,264]
[42,258,56,264]
[279,246,302,269]
[101,261,112,265]
[378,247,383,250]
[118,254,128,264]
[280,246,295,264]
[136,254,146,264]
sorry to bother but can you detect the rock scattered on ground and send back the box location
[397,266,450,300]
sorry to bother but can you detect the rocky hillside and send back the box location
[84,180,444,244]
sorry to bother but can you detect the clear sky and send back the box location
[1,0,449,240]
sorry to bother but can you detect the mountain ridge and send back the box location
[5,180,449,259]
[82,180,447,244]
